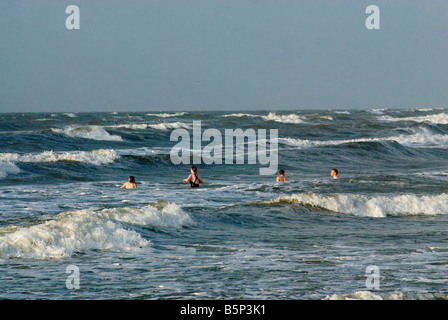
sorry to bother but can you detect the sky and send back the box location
[0,0,447,113]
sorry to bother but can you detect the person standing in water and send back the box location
[330,168,339,179]
[120,176,137,189]
[183,166,203,188]
[276,169,288,182]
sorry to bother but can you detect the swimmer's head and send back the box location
[129,176,135,183]
[191,166,197,174]
[279,169,285,175]
[330,168,338,178]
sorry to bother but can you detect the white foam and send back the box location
[317,116,333,120]
[367,108,386,114]
[261,112,307,124]
[0,149,119,166]
[106,123,151,130]
[323,291,448,300]
[263,193,448,218]
[106,121,190,131]
[63,113,77,118]
[0,162,21,179]
[146,122,190,131]
[51,125,123,141]
[222,113,260,118]
[102,202,194,228]
[146,112,187,118]
[378,113,448,124]
[415,108,434,112]
[279,128,448,148]
[333,111,351,114]
[323,291,402,300]
[222,112,307,124]
[0,202,193,259]
[117,147,170,157]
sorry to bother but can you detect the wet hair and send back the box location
[129,176,135,183]
[331,168,338,175]
[191,166,197,173]
[279,170,285,175]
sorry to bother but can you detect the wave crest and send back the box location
[379,113,448,124]
[0,149,119,166]
[0,162,21,179]
[0,202,192,259]
[222,112,307,124]
[260,193,448,218]
[279,128,448,148]
[323,291,448,300]
[51,125,123,141]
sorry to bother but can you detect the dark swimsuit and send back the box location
[190,174,200,188]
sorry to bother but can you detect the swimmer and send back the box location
[120,176,137,189]
[183,166,203,188]
[330,168,338,179]
[276,169,288,182]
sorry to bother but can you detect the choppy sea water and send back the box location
[1,108,448,300]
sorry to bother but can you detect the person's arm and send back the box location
[120,183,126,189]
[198,175,203,183]
[183,174,192,183]
[276,176,280,181]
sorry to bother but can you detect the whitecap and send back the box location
[51,125,123,141]
[261,192,448,218]
[0,202,193,259]
[0,162,21,179]
[279,128,448,148]
[0,149,119,166]
[147,122,191,131]
[146,112,187,118]
[378,113,448,124]
[260,112,307,124]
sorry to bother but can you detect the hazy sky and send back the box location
[1,0,447,113]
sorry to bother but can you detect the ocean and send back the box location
[0,108,447,300]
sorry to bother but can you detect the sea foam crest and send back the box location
[279,128,448,148]
[262,193,448,218]
[378,113,448,124]
[0,162,21,179]
[261,112,307,124]
[222,112,307,124]
[323,291,448,300]
[0,202,193,259]
[0,149,119,166]
[146,112,187,118]
[51,125,123,141]
[107,122,190,131]
[146,122,191,131]
[222,113,260,118]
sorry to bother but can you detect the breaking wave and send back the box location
[0,149,119,166]
[0,202,193,259]
[107,122,190,131]
[279,128,448,148]
[51,126,123,141]
[0,162,21,179]
[146,112,187,118]
[260,112,307,124]
[222,112,307,124]
[323,291,448,300]
[258,193,448,218]
[378,113,448,124]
